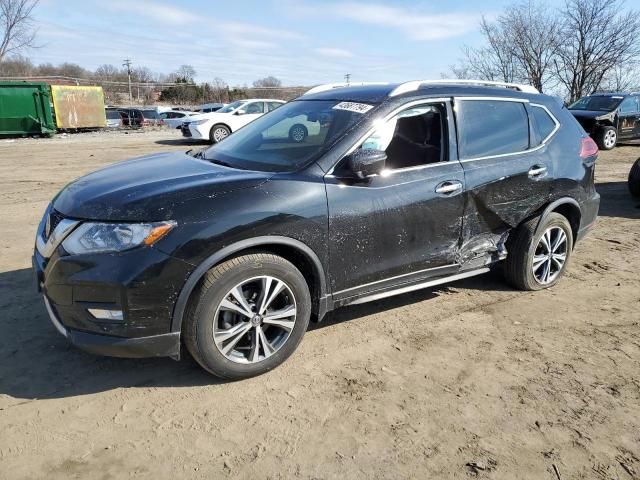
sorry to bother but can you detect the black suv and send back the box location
[34,80,600,379]
[569,92,640,150]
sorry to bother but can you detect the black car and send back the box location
[118,108,164,127]
[630,157,640,197]
[569,92,640,150]
[34,80,600,379]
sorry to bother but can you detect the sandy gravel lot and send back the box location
[0,129,639,480]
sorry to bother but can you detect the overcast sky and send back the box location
[32,0,566,86]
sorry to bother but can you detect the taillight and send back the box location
[580,136,598,159]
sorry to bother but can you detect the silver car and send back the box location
[105,109,122,128]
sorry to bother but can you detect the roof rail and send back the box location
[389,79,540,97]
[304,82,389,96]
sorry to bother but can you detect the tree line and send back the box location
[450,0,640,102]
[0,55,294,104]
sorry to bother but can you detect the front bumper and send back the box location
[43,296,180,358]
[183,122,208,140]
[33,225,194,359]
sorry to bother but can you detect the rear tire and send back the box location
[183,253,311,379]
[504,212,573,291]
[628,158,640,198]
[596,126,617,150]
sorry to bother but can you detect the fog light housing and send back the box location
[88,309,124,321]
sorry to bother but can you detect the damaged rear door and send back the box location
[455,97,552,262]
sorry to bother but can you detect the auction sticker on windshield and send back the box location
[332,102,374,114]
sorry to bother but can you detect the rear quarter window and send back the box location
[457,100,529,159]
[530,105,558,144]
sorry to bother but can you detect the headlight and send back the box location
[62,221,176,255]
[191,119,209,125]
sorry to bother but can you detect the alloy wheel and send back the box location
[213,276,297,364]
[213,127,229,142]
[532,226,568,285]
[604,129,616,149]
[291,127,305,142]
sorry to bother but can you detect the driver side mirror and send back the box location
[236,109,246,115]
[347,149,387,178]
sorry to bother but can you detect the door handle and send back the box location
[528,165,547,178]
[435,180,463,195]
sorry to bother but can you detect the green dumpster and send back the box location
[0,82,56,137]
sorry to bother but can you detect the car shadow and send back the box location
[595,181,640,218]
[0,266,509,400]
[0,268,222,401]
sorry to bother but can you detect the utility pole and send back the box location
[344,73,351,85]
[123,59,133,104]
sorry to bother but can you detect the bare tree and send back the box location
[554,0,640,102]
[210,77,228,103]
[252,76,283,98]
[599,62,640,92]
[253,76,282,88]
[500,1,560,92]
[0,52,30,74]
[175,64,196,83]
[0,0,38,62]
[451,18,519,83]
[452,4,559,92]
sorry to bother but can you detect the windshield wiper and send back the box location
[206,157,243,169]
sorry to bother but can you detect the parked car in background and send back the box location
[105,109,122,128]
[160,110,196,129]
[194,103,225,113]
[119,108,164,127]
[34,80,599,379]
[182,99,285,142]
[568,92,640,150]
[629,157,640,197]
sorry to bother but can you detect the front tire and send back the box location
[504,212,573,291]
[209,124,231,144]
[289,124,308,143]
[596,126,617,150]
[183,253,311,379]
[629,158,640,198]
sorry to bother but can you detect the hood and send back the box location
[53,151,272,221]
[569,109,614,120]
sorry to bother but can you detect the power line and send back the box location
[122,59,133,103]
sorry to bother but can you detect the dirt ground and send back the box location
[0,129,638,480]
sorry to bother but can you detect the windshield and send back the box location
[569,95,624,111]
[202,99,375,172]
[106,110,120,119]
[217,101,245,113]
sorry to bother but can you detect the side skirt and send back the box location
[343,267,490,306]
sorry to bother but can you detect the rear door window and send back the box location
[457,100,530,159]
[619,97,639,114]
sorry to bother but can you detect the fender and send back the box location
[170,235,328,333]
[534,196,581,235]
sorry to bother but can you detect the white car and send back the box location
[182,99,285,143]
[160,110,197,129]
